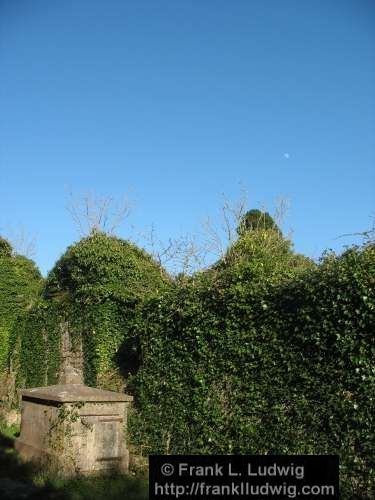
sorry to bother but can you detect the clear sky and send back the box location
[1,0,374,276]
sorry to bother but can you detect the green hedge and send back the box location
[128,229,314,453]
[0,241,43,374]
[14,232,170,389]
[128,241,374,498]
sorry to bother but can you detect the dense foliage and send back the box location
[0,242,42,374]
[236,209,281,236]
[0,237,13,258]
[128,240,374,498]
[2,222,374,497]
[13,233,169,389]
[44,232,169,303]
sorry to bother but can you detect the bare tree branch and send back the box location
[134,189,251,275]
[335,213,375,244]
[66,189,132,237]
[3,225,37,258]
[66,187,294,277]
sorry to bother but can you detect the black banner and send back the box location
[149,455,339,499]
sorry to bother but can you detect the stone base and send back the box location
[15,437,130,475]
[15,439,44,461]
[15,439,62,470]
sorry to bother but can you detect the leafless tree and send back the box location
[66,187,291,276]
[200,188,249,260]
[273,197,290,230]
[138,188,289,275]
[137,224,209,275]
[3,225,37,258]
[66,189,132,237]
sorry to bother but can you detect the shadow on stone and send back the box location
[0,427,64,499]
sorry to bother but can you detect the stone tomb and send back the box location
[15,383,133,475]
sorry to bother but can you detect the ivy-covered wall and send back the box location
[4,227,374,497]
[128,241,374,498]
[0,238,43,374]
[13,232,170,389]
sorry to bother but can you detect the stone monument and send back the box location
[15,363,133,475]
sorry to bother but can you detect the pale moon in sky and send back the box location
[283,152,290,159]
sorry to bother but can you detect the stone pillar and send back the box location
[58,322,84,385]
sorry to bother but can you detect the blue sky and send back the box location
[1,0,374,276]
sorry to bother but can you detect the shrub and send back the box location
[236,209,281,236]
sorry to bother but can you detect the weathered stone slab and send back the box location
[20,384,133,403]
[15,383,133,475]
